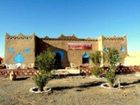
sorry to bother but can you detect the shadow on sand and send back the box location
[120,79,140,86]
[51,81,105,91]
[51,79,140,91]
[15,77,30,81]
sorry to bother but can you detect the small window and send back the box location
[82,52,89,64]
[120,46,125,52]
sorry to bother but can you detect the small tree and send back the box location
[90,51,102,77]
[103,48,120,87]
[103,48,120,67]
[35,49,55,73]
[90,48,121,87]
[33,73,47,91]
[34,49,55,91]
[90,51,101,66]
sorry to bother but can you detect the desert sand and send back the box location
[123,52,140,66]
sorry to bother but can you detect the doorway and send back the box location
[82,52,89,64]
[54,50,64,69]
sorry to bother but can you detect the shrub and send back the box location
[103,48,120,87]
[105,67,116,87]
[35,49,55,73]
[92,66,102,77]
[33,73,48,91]
[34,49,55,91]
[90,51,101,66]
[103,48,120,66]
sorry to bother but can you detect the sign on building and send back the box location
[68,43,92,50]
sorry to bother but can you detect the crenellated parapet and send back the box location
[102,35,126,40]
[41,34,127,41]
[5,33,35,39]
[42,34,98,41]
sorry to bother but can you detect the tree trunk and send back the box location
[39,86,44,91]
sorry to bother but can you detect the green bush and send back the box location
[90,51,101,66]
[103,48,120,87]
[92,66,102,77]
[35,49,55,73]
[105,68,116,87]
[34,49,55,91]
[33,73,47,91]
[103,48,120,66]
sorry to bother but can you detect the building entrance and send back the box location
[54,50,64,69]
[82,52,89,64]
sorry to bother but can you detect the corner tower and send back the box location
[4,33,36,67]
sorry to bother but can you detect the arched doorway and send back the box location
[82,52,89,64]
[54,50,64,69]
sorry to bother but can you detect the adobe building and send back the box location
[4,33,127,68]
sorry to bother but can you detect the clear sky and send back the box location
[0,0,140,57]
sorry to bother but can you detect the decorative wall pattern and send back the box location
[5,33,35,66]
[8,47,14,54]
[13,53,24,63]
[23,48,30,54]
[8,47,31,63]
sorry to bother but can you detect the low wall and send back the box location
[0,69,38,77]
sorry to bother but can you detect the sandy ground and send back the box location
[124,52,140,66]
[0,74,140,105]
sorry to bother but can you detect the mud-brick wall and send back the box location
[42,39,98,67]
[102,36,127,61]
[103,36,127,54]
[4,34,36,65]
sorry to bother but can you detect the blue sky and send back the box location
[0,0,140,57]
